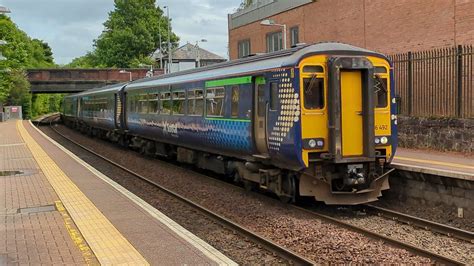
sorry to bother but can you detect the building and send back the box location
[151,43,226,73]
[228,0,474,60]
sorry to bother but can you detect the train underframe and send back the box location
[64,117,390,205]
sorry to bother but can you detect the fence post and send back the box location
[456,45,463,117]
[407,52,413,115]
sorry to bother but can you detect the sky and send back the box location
[0,0,242,65]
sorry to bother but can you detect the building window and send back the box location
[290,26,299,46]
[206,87,225,117]
[238,39,251,58]
[266,31,283,53]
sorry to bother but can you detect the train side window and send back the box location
[374,76,388,108]
[231,86,239,118]
[188,89,204,116]
[206,87,225,117]
[303,76,324,109]
[148,93,159,113]
[172,91,186,115]
[161,92,171,114]
[138,94,148,114]
[270,82,278,110]
[257,84,266,116]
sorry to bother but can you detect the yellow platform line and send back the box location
[395,156,474,170]
[17,121,149,265]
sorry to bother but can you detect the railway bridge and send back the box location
[27,68,163,94]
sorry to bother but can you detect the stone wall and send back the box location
[385,170,474,219]
[397,116,473,153]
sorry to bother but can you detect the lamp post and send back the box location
[195,39,207,68]
[260,19,287,50]
[163,6,172,74]
[158,20,163,70]
[139,64,154,77]
[119,70,132,81]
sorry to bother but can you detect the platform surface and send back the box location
[393,148,474,180]
[0,120,234,265]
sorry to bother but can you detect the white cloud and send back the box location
[0,0,241,64]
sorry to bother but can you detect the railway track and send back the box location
[41,114,314,265]
[40,114,466,265]
[364,204,474,243]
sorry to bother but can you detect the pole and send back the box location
[167,7,172,73]
[282,24,287,50]
[456,45,463,117]
[196,42,200,68]
[407,52,413,116]
[158,20,163,70]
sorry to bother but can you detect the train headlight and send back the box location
[375,138,381,144]
[303,138,324,149]
[380,137,388,144]
[308,139,317,148]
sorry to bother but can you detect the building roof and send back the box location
[151,43,225,61]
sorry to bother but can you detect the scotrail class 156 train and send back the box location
[62,42,398,205]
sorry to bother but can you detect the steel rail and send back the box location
[364,204,474,243]
[292,206,464,266]
[42,114,463,265]
[42,115,314,266]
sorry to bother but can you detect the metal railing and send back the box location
[390,45,473,118]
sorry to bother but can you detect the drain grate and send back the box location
[18,204,57,214]
[0,170,23,176]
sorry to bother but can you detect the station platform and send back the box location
[0,120,234,265]
[393,148,474,180]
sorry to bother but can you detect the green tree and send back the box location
[69,0,179,68]
[0,15,56,119]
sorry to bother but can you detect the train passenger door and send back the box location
[253,77,269,156]
[340,71,364,156]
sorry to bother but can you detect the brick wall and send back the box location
[229,0,474,59]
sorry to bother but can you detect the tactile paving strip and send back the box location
[16,121,149,265]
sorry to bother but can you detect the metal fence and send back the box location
[390,45,473,118]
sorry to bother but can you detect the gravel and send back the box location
[318,206,474,264]
[44,124,434,264]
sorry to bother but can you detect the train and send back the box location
[62,42,398,205]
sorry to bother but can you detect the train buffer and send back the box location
[0,120,234,265]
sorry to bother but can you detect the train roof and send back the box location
[64,82,128,99]
[65,42,388,98]
[125,42,388,90]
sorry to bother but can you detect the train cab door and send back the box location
[340,71,364,156]
[253,76,269,157]
[328,57,375,162]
